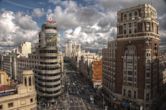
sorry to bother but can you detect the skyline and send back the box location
[0,2,166,110]
[0,0,166,51]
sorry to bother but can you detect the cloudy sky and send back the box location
[0,0,166,51]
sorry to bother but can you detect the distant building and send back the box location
[0,70,37,110]
[65,41,81,58]
[15,42,32,58]
[1,42,32,81]
[91,60,102,88]
[79,52,102,87]
[1,53,17,80]
[0,70,10,85]
[64,41,81,70]
[103,4,160,110]
[16,57,30,82]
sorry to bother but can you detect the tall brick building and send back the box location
[102,4,160,110]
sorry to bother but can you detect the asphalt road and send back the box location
[64,62,103,110]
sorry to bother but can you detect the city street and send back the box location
[38,62,103,110]
[64,62,103,110]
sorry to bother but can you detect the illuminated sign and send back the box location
[47,17,56,23]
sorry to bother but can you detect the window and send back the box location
[124,23,126,26]
[129,23,132,27]
[134,29,137,33]
[134,66,137,70]
[121,13,123,21]
[129,13,132,20]
[128,90,131,98]
[0,105,3,110]
[146,73,150,77]
[146,93,150,101]
[123,89,126,96]
[8,102,13,108]
[128,71,132,75]
[138,22,143,32]
[138,9,141,16]
[134,91,136,98]
[124,14,127,20]
[30,98,33,103]
[24,77,27,86]
[128,77,133,81]
[118,26,123,34]
[29,77,32,86]
[129,29,132,34]
[124,30,126,34]
[157,26,159,34]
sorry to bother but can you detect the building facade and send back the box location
[1,53,17,80]
[65,40,81,58]
[91,60,102,88]
[15,42,32,58]
[64,41,81,70]
[103,4,160,110]
[0,70,37,110]
[1,42,32,81]
[16,57,30,82]
[0,70,10,85]
[159,54,166,95]
[102,41,116,103]
[79,53,102,87]
[34,20,63,104]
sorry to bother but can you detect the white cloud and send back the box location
[48,0,62,5]
[0,11,18,33]
[0,10,39,48]
[1,0,165,51]
[15,12,39,30]
[47,1,79,30]
[46,0,117,49]
[62,23,116,49]
[32,8,45,17]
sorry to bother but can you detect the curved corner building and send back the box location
[35,20,62,103]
